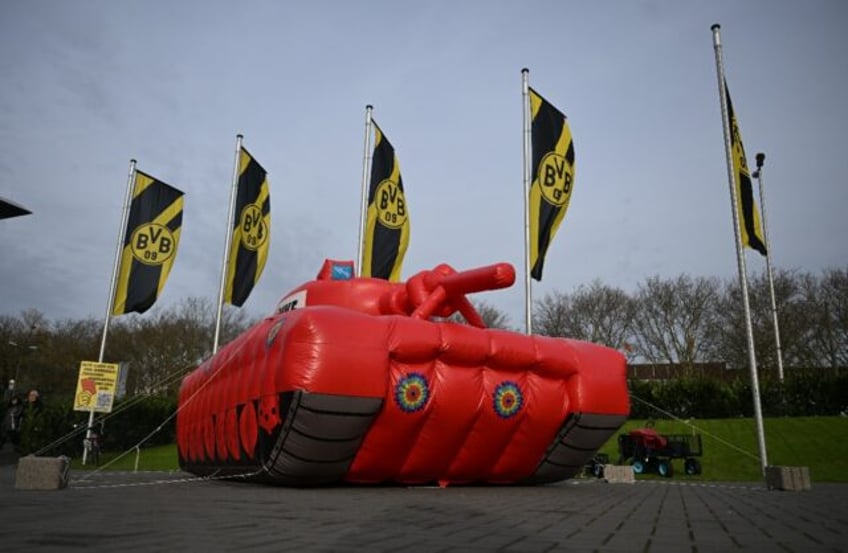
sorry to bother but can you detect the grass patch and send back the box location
[71,444,179,472]
[71,416,848,482]
[594,416,848,482]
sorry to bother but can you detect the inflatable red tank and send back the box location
[177,260,630,486]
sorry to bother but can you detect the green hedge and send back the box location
[629,371,848,419]
[19,403,78,456]
[21,395,177,457]
[22,371,847,455]
[97,395,177,451]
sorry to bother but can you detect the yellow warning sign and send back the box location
[73,361,120,413]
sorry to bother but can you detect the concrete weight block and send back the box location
[603,464,635,483]
[766,465,811,491]
[15,455,71,490]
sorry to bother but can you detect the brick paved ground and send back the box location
[1,455,846,552]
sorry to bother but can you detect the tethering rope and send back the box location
[33,363,189,457]
[71,468,266,489]
[32,332,269,488]
[629,394,760,462]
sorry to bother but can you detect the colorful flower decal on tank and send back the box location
[493,381,523,419]
[394,372,429,413]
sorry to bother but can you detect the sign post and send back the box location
[74,361,120,464]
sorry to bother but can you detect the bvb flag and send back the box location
[112,171,184,315]
[529,87,575,280]
[726,82,767,256]
[362,121,409,281]
[224,147,270,306]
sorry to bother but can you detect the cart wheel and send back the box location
[632,460,645,474]
[684,458,702,475]
[658,459,674,478]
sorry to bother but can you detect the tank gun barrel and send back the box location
[408,262,515,327]
[431,262,516,297]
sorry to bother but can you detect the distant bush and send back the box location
[19,402,77,456]
[98,395,177,451]
[628,370,848,419]
[20,394,177,457]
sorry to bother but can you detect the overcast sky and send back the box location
[1,0,846,329]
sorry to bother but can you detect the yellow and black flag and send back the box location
[362,121,409,281]
[112,170,184,315]
[726,83,767,256]
[529,87,575,281]
[224,147,270,306]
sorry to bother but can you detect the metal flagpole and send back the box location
[521,68,533,335]
[86,158,136,465]
[98,159,136,362]
[357,105,374,277]
[711,24,769,474]
[752,152,785,381]
[213,134,243,354]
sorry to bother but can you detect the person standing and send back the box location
[3,379,14,403]
[1,394,25,450]
[19,389,44,455]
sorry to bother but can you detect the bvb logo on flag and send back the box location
[375,179,407,229]
[239,203,268,251]
[130,223,177,265]
[537,152,573,207]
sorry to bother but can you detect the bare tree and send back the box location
[821,267,848,367]
[2,311,55,394]
[448,300,512,330]
[533,291,570,338]
[5,266,843,402]
[32,317,100,395]
[474,300,512,330]
[534,280,637,358]
[0,314,28,387]
[798,268,848,368]
[632,275,721,368]
[108,297,251,395]
[18,309,48,336]
[713,268,811,371]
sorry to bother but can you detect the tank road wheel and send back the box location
[632,460,646,474]
[657,459,674,478]
[684,458,702,475]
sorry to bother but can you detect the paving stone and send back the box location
[1,462,847,552]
